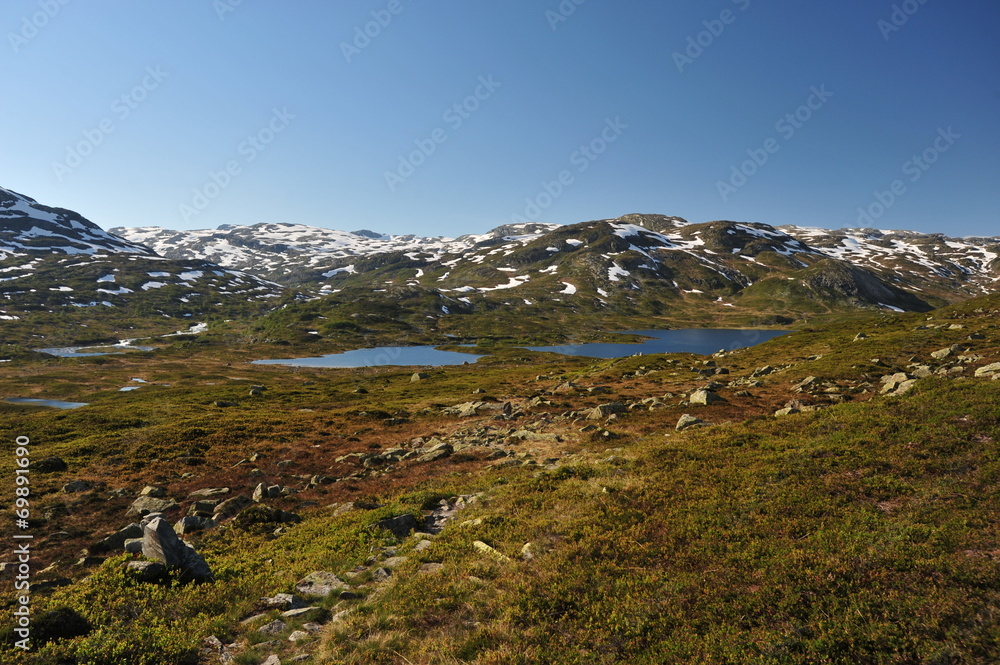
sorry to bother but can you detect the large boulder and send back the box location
[141,517,214,583]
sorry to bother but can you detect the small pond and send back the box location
[4,397,89,409]
[253,346,486,368]
[37,343,156,358]
[528,329,789,358]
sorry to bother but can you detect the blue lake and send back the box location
[253,329,789,368]
[4,397,89,409]
[528,329,789,358]
[253,346,486,368]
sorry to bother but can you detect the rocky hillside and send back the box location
[2,293,998,664]
[111,222,562,285]
[0,187,289,345]
[1,187,152,258]
[114,215,1000,315]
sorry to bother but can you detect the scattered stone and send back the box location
[587,403,627,420]
[521,542,536,561]
[213,495,254,520]
[35,456,68,473]
[282,606,329,623]
[89,523,143,554]
[853,333,868,341]
[377,514,418,538]
[931,345,961,360]
[473,540,511,562]
[174,515,216,536]
[140,485,167,498]
[371,567,392,583]
[124,560,168,584]
[187,487,229,500]
[124,538,143,554]
[288,630,311,643]
[675,414,703,431]
[213,401,239,408]
[258,619,287,635]
[259,656,281,665]
[689,389,725,406]
[127,495,179,517]
[419,563,445,574]
[974,362,1000,378]
[62,480,95,493]
[411,372,430,383]
[141,517,214,583]
[295,571,349,597]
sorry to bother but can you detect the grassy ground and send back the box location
[0,295,997,664]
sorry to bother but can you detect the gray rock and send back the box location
[127,495,179,517]
[282,606,329,623]
[140,485,167,498]
[774,407,800,417]
[382,556,408,569]
[213,400,239,407]
[689,389,725,406]
[260,593,305,611]
[675,414,703,431]
[411,372,430,383]
[174,515,216,536]
[419,563,445,574]
[34,456,68,473]
[187,487,229,500]
[587,403,627,420]
[258,619,287,635]
[931,345,960,360]
[62,480,95,493]
[259,653,281,665]
[124,560,167,583]
[89,523,143,554]
[141,517,214,583]
[295,571,349,597]
[974,362,1000,378]
[378,514,418,538]
[371,567,392,583]
[124,538,143,554]
[288,630,311,643]
[213,495,254,520]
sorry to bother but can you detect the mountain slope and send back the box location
[0,187,290,346]
[112,216,1000,309]
[1,187,152,257]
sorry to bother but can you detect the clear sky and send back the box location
[2,1,998,237]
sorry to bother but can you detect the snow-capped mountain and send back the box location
[1,187,152,258]
[113,215,1000,304]
[110,222,563,283]
[0,187,287,319]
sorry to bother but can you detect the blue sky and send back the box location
[2,1,998,237]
